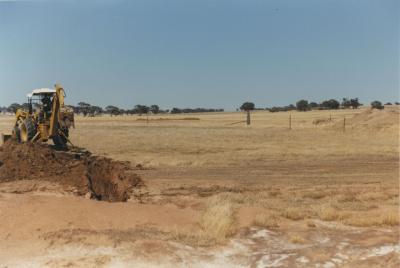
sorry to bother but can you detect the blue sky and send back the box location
[0,0,398,110]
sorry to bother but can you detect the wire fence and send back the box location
[225,110,363,132]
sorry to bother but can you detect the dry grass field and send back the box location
[69,108,397,167]
[0,107,399,267]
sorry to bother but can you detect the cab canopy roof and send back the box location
[27,88,56,98]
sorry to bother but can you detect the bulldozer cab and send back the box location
[26,88,57,116]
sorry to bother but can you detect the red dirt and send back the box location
[0,141,143,202]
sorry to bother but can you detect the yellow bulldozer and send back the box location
[1,84,75,148]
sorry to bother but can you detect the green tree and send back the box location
[240,102,255,111]
[150,105,160,114]
[78,102,91,116]
[296,100,310,111]
[371,101,384,110]
[7,103,21,113]
[309,102,319,109]
[171,108,182,114]
[134,105,149,115]
[321,99,340,110]
[342,98,351,108]
[350,98,360,109]
[105,105,121,116]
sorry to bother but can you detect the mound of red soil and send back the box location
[0,141,143,202]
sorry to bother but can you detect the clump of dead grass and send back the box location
[170,194,238,246]
[315,205,348,221]
[281,207,306,221]
[209,192,250,205]
[306,220,316,228]
[343,217,377,227]
[253,212,280,229]
[344,212,399,227]
[302,191,326,200]
[357,192,389,201]
[288,234,306,244]
[268,190,281,197]
[381,213,399,226]
[170,226,201,245]
[198,194,237,244]
[343,201,377,211]
[336,192,358,203]
[384,188,399,199]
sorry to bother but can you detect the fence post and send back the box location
[330,114,332,121]
[246,110,251,125]
[343,116,346,132]
[289,113,292,130]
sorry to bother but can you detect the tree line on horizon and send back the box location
[0,102,225,116]
[0,98,398,116]
[240,98,398,112]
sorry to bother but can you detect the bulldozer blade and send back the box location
[1,133,12,145]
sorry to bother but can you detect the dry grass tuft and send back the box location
[268,190,281,197]
[170,194,238,246]
[198,195,236,243]
[313,118,332,125]
[170,227,219,247]
[208,192,250,205]
[281,207,306,221]
[343,217,376,227]
[357,192,389,201]
[315,206,347,221]
[306,221,316,228]
[253,212,280,229]
[344,212,399,227]
[302,191,326,200]
[289,234,306,244]
[384,188,399,199]
[381,213,400,226]
[170,226,203,245]
[336,192,358,203]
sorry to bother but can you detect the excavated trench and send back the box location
[0,141,143,202]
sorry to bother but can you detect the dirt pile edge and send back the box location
[0,141,143,202]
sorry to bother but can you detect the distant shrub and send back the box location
[371,101,384,110]
[342,98,351,109]
[268,107,281,113]
[150,105,160,114]
[171,107,182,114]
[320,99,340,110]
[385,102,392,105]
[342,98,360,109]
[350,98,361,109]
[267,104,296,112]
[105,105,121,116]
[296,100,310,111]
[309,102,319,109]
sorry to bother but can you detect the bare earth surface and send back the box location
[0,108,399,267]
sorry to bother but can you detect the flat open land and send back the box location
[0,107,399,267]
